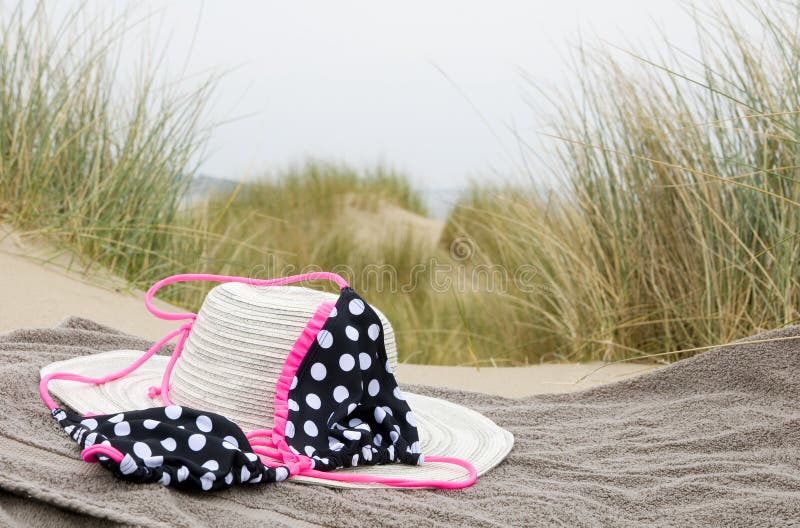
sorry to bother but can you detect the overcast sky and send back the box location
[43,1,749,189]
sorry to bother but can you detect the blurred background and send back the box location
[2,1,797,367]
[33,1,756,215]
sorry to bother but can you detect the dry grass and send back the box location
[6,1,800,365]
[442,0,800,363]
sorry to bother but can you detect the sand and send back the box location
[0,229,178,340]
[342,197,445,250]
[0,229,661,397]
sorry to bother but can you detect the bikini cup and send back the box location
[40,272,477,490]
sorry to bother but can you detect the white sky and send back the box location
[37,1,750,189]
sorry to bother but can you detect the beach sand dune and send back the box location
[0,229,660,397]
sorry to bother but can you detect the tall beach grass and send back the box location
[4,1,800,365]
[0,2,216,280]
[442,0,800,363]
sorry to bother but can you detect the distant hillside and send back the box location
[183,174,240,205]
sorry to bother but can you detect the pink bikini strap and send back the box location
[299,456,477,489]
[245,430,477,489]
[143,272,349,321]
[39,272,350,410]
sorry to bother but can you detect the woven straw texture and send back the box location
[170,284,397,431]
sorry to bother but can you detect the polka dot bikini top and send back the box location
[40,272,477,491]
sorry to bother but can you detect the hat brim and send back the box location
[41,350,514,489]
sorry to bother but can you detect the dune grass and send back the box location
[5,1,800,366]
[0,0,459,368]
[0,2,215,280]
[442,0,800,363]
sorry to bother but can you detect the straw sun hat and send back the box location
[41,277,514,488]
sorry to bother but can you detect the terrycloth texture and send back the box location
[1,318,799,527]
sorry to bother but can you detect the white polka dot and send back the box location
[348,298,365,315]
[348,418,363,427]
[373,433,383,446]
[285,421,295,438]
[177,466,189,482]
[164,406,182,420]
[290,376,298,389]
[160,437,177,451]
[114,421,131,436]
[328,436,344,450]
[119,454,137,475]
[200,472,216,491]
[303,420,318,437]
[351,454,360,466]
[196,415,213,432]
[304,445,316,457]
[310,362,327,381]
[358,352,372,370]
[329,306,338,317]
[188,433,206,451]
[333,385,349,403]
[393,387,405,400]
[133,442,151,459]
[84,432,97,447]
[305,393,321,409]
[374,407,386,423]
[224,472,233,485]
[143,419,159,430]
[108,413,124,423]
[347,403,358,414]
[249,473,263,484]
[64,425,75,435]
[246,452,258,462]
[368,379,380,396]
[343,430,361,441]
[383,405,393,416]
[275,467,289,481]
[339,354,355,371]
[410,441,421,453]
[289,446,300,455]
[385,359,392,373]
[355,422,371,432]
[317,329,333,348]
[388,445,395,460]
[80,418,98,430]
[390,430,400,443]
[144,456,163,468]
[241,466,250,482]
[362,445,373,462]
[221,436,238,449]
[202,460,219,471]
[368,324,381,341]
[345,325,359,341]
[288,398,299,411]
[406,411,417,427]
[159,472,171,486]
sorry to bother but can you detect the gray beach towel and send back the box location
[0,317,798,527]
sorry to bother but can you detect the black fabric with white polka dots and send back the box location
[284,287,421,470]
[52,405,289,491]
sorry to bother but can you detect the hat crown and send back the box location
[170,283,397,431]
